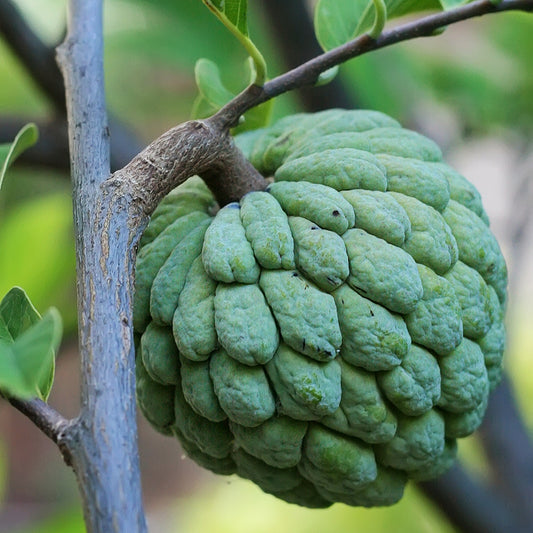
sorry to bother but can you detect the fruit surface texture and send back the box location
[134,109,507,508]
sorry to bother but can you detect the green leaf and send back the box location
[0,286,40,342]
[0,319,10,345]
[0,288,62,400]
[192,58,273,133]
[194,58,235,110]
[202,0,266,85]
[314,0,442,50]
[0,123,38,191]
[316,66,340,86]
[440,0,470,7]
[204,0,248,36]
[224,0,248,36]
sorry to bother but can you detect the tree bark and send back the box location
[56,1,147,531]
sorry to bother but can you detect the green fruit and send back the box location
[134,109,507,508]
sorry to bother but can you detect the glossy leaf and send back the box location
[0,123,38,191]
[0,288,62,400]
[314,0,443,50]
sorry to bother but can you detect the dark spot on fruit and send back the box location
[332,210,340,217]
[311,225,319,230]
[292,272,299,277]
[370,310,374,317]
[274,135,290,147]
[302,338,306,350]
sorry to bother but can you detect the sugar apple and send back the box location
[133,109,507,508]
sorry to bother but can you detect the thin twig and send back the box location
[263,0,533,100]
[9,397,73,465]
[214,0,533,127]
[259,0,354,111]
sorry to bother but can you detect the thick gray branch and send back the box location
[56,1,146,531]
[110,117,268,212]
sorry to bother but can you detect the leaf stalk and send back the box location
[202,0,267,85]
[368,0,388,39]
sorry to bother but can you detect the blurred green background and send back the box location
[0,1,532,531]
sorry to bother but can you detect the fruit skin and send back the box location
[134,109,507,508]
